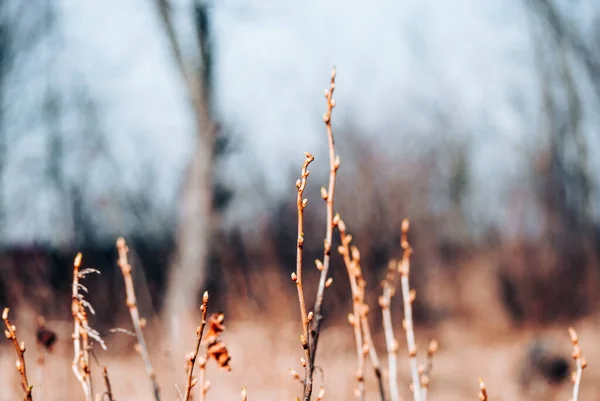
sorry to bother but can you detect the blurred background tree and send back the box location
[0,0,598,329]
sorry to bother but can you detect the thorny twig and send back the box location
[116,238,160,401]
[306,66,340,401]
[3,308,33,401]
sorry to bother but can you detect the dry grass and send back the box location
[70,252,105,401]
[0,67,595,401]
[2,317,597,401]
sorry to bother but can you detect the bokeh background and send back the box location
[1,0,600,400]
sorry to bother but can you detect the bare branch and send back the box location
[184,291,209,401]
[307,66,339,401]
[379,261,400,401]
[292,152,315,400]
[3,308,33,401]
[117,238,160,401]
[398,219,420,401]
[569,327,587,401]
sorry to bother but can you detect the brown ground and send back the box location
[2,259,599,400]
[2,315,600,401]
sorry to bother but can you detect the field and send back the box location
[2,304,599,400]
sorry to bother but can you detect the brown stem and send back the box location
[569,327,587,401]
[81,328,92,397]
[2,308,33,401]
[337,216,386,401]
[307,66,339,401]
[398,219,420,401]
[293,152,315,400]
[102,366,115,401]
[419,340,438,401]
[117,238,161,401]
[379,261,400,401]
[354,255,385,401]
[338,219,365,401]
[184,292,209,401]
[360,316,385,401]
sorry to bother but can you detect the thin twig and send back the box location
[102,367,115,401]
[3,308,33,401]
[175,385,184,401]
[116,238,161,401]
[88,350,115,401]
[569,327,587,401]
[307,66,340,401]
[184,292,209,401]
[419,340,438,401]
[352,248,385,401]
[337,219,365,401]
[336,215,385,400]
[398,219,421,401]
[379,260,401,401]
[82,323,93,397]
[292,152,315,400]
[360,316,385,401]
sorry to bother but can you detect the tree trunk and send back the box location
[154,0,215,357]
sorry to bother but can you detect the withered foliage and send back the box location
[204,312,231,371]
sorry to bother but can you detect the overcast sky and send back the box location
[3,0,599,245]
